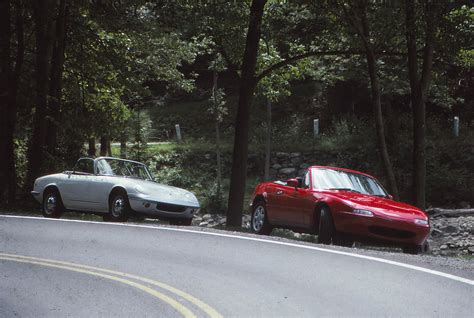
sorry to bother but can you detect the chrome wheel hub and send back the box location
[44,195,57,215]
[112,197,125,217]
[252,206,265,232]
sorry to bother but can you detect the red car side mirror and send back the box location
[286,178,299,188]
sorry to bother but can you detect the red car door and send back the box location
[265,183,296,225]
[291,187,315,228]
[283,173,314,228]
[296,171,317,228]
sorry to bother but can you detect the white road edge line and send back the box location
[2,214,473,286]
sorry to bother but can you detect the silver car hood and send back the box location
[132,179,200,208]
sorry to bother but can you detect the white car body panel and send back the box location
[32,157,200,220]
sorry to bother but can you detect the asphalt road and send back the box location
[1,215,473,317]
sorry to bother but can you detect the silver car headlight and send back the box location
[352,209,374,217]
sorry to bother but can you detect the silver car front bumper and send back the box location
[128,196,199,219]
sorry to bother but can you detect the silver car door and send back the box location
[61,158,98,211]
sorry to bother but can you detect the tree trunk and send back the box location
[405,0,437,209]
[46,0,67,155]
[212,70,222,193]
[120,139,127,158]
[346,1,399,199]
[107,138,112,156]
[88,137,96,156]
[0,0,24,204]
[364,49,400,200]
[264,99,272,181]
[25,0,57,189]
[0,0,12,203]
[226,0,267,228]
[100,136,108,156]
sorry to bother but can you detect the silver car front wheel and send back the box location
[105,193,130,222]
[42,189,64,218]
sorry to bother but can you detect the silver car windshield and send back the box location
[97,158,154,181]
[312,168,388,197]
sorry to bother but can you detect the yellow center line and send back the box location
[0,253,223,318]
[0,256,196,318]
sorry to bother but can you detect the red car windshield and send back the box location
[312,168,388,197]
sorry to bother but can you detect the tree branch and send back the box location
[256,49,405,81]
[218,43,241,79]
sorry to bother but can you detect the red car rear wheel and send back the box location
[251,201,273,235]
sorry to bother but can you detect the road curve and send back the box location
[1,215,473,317]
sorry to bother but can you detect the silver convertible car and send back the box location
[31,157,200,224]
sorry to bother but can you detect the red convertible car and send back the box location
[250,166,430,254]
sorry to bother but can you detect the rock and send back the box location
[199,221,208,227]
[440,244,448,250]
[298,169,307,176]
[441,225,459,234]
[202,214,212,220]
[430,228,443,238]
[272,164,282,170]
[291,156,303,165]
[300,163,310,169]
[276,152,289,158]
[290,152,301,158]
[279,167,296,175]
[468,247,474,255]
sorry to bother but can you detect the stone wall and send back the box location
[266,151,367,180]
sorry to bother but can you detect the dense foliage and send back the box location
[0,1,472,224]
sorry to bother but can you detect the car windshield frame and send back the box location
[311,168,389,197]
[96,158,154,181]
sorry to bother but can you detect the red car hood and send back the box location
[322,191,427,219]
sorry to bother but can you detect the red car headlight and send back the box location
[414,218,429,226]
[352,209,374,217]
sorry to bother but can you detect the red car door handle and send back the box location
[276,190,283,195]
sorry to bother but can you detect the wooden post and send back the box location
[453,116,459,137]
[313,119,319,138]
[175,124,182,143]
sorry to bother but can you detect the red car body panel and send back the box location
[251,166,430,246]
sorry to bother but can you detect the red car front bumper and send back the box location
[335,212,430,246]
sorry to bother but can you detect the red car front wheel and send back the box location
[317,206,335,244]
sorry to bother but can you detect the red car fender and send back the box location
[312,192,355,232]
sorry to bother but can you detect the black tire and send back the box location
[42,188,65,218]
[333,232,354,247]
[251,201,273,235]
[104,192,131,222]
[317,206,335,244]
[170,219,192,226]
[402,241,428,255]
